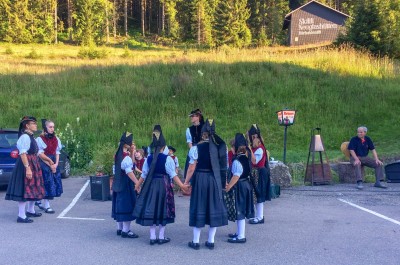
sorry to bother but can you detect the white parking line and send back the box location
[57,180,105,221]
[338,198,400,226]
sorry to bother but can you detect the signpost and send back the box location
[276,109,297,164]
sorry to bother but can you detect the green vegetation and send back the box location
[0,43,399,173]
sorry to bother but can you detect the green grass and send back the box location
[0,43,399,170]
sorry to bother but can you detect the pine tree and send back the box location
[214,0,251,47]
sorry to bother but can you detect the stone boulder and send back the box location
[269,162,292,188]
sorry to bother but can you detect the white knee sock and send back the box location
[159,225,166,239]
[193,227,201,243]
[43,199,50,209]
[117,222,123,230]
[208,227,217,243]
[256,203,264,219]
[237,219,246,239]
[27,201,35,213]
[18,202,27,218]
[122,221,131,233]
[150,225,157,239]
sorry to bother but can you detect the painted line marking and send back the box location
[57,180,105,221]
[58,216,104,221]
[338,198,400,226]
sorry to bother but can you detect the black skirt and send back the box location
[111,175,136,222]
[235,179,255,220]
[135,176,175,226]
[189,171,228,228]
[251,167,271,204]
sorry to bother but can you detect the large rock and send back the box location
[269,162,292,188]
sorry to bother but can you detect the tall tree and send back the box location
[214,0,251,47]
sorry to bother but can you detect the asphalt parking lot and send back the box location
[1,177,399,265]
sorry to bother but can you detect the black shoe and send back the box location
[374,182,387,189]
[26,211,42,217]
[158,238,171,245]
[121,231,139,238]
[117,229,122,236]
[356,181,364,190]
[249,217,264,224]
[227,237,246,243]
[35,202,46,211]
[150,239,158,245]
[17,217,33,223]
[188,241,200,250]
[228,233,238,238]
[205,241,214,250]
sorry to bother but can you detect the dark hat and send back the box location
[167,145,176,153]
[119,132,133,146]
[188,108,202,117]
[234,133,248,152]
[18,116,37,137]
[201,119,215,135]
[248,124,260,138]
[41,119,48,133]
[151,125,166,148]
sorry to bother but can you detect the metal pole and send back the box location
[283,125,288,164]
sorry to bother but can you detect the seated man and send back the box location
[348,126,386,189]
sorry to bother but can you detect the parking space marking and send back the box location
[338,198,400,226]
[58,180,105,221]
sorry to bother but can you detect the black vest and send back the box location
[236,154,250,180]
[146,153,168,175]
[196,142,212,170]
[189,121,204,145]
[25,133,38,155]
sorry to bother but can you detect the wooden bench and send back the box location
[337,142,365,183]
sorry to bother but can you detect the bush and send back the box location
[57,122,93,170]
[77,46,108,59]
[88,143,116,176]
[120,46,132,58]
[25,48,43,59]
[4,46,13,55]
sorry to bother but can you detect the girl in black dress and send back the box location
[111,132,140,238]
[225,133,255,243]
[184,119,228,250]
[5,116,45,223]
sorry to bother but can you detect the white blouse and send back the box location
[17,134,32,155]
[121,156,134,174]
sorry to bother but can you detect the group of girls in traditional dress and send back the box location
[111,108,271,250]
[5,116,63,223]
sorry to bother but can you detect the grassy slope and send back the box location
[0,43,399,164]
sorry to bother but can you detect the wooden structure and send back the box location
[283,0,349,46]
[304,128,332,185]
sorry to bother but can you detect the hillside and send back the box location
[0,43,399,168]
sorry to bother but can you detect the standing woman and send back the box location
[248,124,271,224]
[225,133,255,243]
[5,116,45,223]
[35,119,63,213]
[112,132,140,238]
[184,109,205,180]
[184,119,228,250]
[134,125,187,245]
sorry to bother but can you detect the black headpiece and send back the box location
[151,125,166,148]
[248,124,262,145]
[41,118,55,139]
[201,119,215,135]
[120,131,133,146]
[234,133,248,153]
[18,116,37,137]
[112,132,134,193]
[188,108,202,117]
[167,145,176,153]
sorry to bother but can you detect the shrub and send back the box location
[88,143,116,176]
[25,48,43,59]
[77,46,108,59]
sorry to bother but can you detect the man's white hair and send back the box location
[357,126,368,133]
